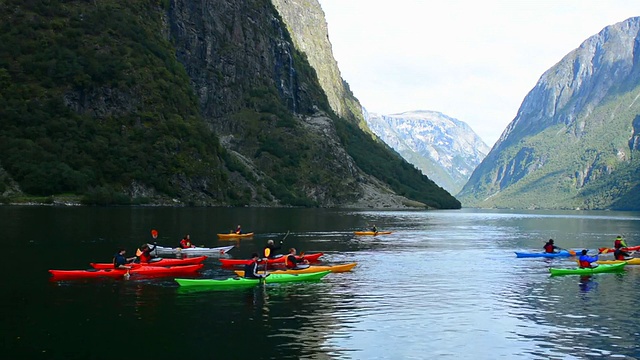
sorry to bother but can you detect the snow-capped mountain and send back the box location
[364,109,490,195]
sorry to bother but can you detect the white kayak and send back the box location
[150,244,234,256]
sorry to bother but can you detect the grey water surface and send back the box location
[3,207,640,359]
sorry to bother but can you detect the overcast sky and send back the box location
[317,0,640,147]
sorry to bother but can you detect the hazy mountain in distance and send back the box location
[457,16,640,210]
[364,109,490,194]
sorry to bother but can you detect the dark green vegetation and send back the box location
[0,0,459,208]
[460,89,640,210]
[0,0,230,204]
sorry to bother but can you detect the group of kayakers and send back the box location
[113,243,157,269]
[544,235,634,269]
[242,239,309,279]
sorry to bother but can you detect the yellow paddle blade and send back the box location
[136,249,143,257]
[569,250,576,256]
[264,248,271,258]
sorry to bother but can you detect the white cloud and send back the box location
[318,0,640,146]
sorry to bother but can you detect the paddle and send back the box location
[151,229,159,257]
[282,230,290,244]
[261,248,271,283]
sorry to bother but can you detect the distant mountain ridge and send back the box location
[364,110,490,194]
[458,16,640,210]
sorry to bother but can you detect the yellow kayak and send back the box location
[354,231,392,236]
[217,232,254,239]
[234,262,357,276]
[597,258,640,265]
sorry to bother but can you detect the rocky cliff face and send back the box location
[270,0,364,126]
[166,0,453,208]
[0,0,459,208]
[364,110,489,194]
[458,17,640,210]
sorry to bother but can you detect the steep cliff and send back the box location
[270,0,365,127]
[0,0,459,209]
[458,17,640,210]
[365,110,489,194]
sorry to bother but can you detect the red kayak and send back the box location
[219,252,323,266]
[89,256,207,269]
[598,245,640,253]
[49,264,204,280]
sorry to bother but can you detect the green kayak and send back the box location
[549,262,627,276]
[175,270,330,287]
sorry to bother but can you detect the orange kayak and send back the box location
[217,232,254,239]
[233,262,357,276]
[219,252,323,266]
[354,231,392,236]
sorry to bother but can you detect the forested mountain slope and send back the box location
[458,17,640,210]
[0,0,459,209]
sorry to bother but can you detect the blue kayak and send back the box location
[515,250,573,258]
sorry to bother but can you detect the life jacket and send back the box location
[139,252,153,263]
[180,239,192,248]
[285,254,296,269]
[543,243,554,253]
[578,259,592,268]
[614,239,623,249]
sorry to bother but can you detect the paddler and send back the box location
[235,224,242,234]
[285,248,309,269]
[263,239,282,259]
[543,239,560,253]
[179,234,195,249]
[614,235,627,249]
[135,243,157,263]
[243,253,267,279]
[113,249,136,269]
[578,249,599,268]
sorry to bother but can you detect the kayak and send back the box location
[89,256,207,269]
[49,264,204,280]
[598,245,640,253]
[354,231,392,236]
[217,232,254,239]
[549,262,627,276]
[219,252,323,266]
[234,262,357,276]
[596,258,640,265]
[152,245,234,256]
[175,271,331,287]
[515,250,574,258]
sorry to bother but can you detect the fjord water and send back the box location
[4,207,640,359]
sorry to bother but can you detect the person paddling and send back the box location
[614,235,627,249]
[578,249,599,268]
[543,239,560,253]
[135,243,157,263]
[263,239,282,259]
[179,234,195,249]
[235,225,242,235]
[613,247,632,261]
[243,253,267,279]
[285,248,309,269]
[113,249,136,269]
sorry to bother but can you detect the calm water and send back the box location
[3,207,640,359]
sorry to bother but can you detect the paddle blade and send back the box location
[136,249,143,257]
[264,248,271,258]
[569,250,576,256]
[601,248,609,254]
[151,229,158,239]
